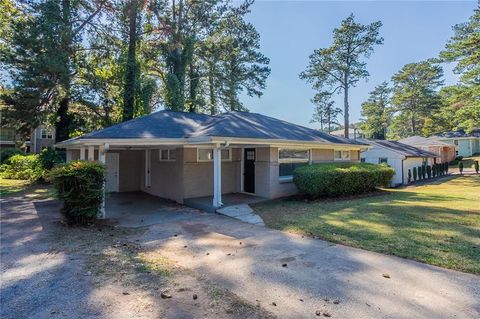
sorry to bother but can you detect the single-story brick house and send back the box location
[56,110,368,216]
[360,139,437,186]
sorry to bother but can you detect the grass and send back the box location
[0,178,32,195]
[254,175,480,274]
[0,177,55,199]
[450,154,480,173]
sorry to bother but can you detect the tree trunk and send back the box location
[208,67,216,115]
[56,0,72,142]
[343,85,349,138]
[411,112,416,135]
[122,0,138,121]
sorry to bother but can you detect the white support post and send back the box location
[212,146,223,208]
[88,146,95,161]
[144,149,151,188]
[80,147,86,160]
[66,149,72,163]
[98,144,106,219]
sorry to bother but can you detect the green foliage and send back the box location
[413,167,418,181]
[407,168,412,183]
[300,14,383,138]
[459,162,464,174]
[293,162,395,198]
[310,93,342,132]
[0,154,44,181]
[432,164,437,177]
[422,165,427,179]
[445,162,449,173]
[0,148,24,164]
[359,82,391,139]
[417,166,422,180]
[475,161,479,174]
[427,165,432,178]
[39,147,65,170]
[48,161,105,225]
[390,60,444,138]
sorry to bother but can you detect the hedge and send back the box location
[0,154,44,180]
[293,162,395,198]
[48,160,106,225]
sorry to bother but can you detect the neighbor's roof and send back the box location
[61,110,367,146]
[361,139,437,158]
[399,136,451,147]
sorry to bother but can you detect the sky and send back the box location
[239,0,477,129]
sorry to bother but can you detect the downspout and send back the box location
[401,158,405,185]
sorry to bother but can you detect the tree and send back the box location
[359,82,391,139]
[390,60,444,137]
[299,14,383,138]
[310,93,342,133]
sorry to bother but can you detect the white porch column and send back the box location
[212,146,223,208]
[98,144,107,219]
[80,147,86,160]
[144,149,151,188]
[87,146,95,161]
[66,149,73,163]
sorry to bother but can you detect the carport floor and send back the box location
[105,191,205,227]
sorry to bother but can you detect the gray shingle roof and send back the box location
[363,139,437,157]
[76,110,366,146]
[399,136,449,146]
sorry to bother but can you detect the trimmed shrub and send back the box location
[432,164,437,177]
[475,161,479,174]
[418,166,423,180]
[422,165,427,179]
[427,165,432,178]
[413,167,418,181]
[0,154,44,180]
[459,162,464,174]
[39,147,65,170]
[445,162,449,174]
[293,162,395,198]
[0,148,24,164]
[48,161,106,225]
[407,169,412,184]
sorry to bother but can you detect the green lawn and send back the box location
[0,177,54,199]
[254,175,480,274]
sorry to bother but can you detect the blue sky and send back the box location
[240,0,477,128]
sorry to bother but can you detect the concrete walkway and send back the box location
[216,204,265,226]
[141,213,480,319]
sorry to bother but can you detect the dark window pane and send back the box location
[279,162,308,177]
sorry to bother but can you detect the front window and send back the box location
[454,140,459,145]
[159,149,176,161]
[379,157,388,164]
[41,128,53,139]
[197,148,231,161]
[278,148,310,178]
[334,150,351,161]
[361,158,366,163]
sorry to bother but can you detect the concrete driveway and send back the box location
[140,213,480,319]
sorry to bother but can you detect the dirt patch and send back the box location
[50,222,275,319]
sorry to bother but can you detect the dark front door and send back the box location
[244,148,255,193]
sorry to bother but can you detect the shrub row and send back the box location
[0,148,64,181]
[293,162,395,198]
[48,160,106,225]
[407,162,449,183]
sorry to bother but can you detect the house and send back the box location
[360,139,437,186]
[56,110,368,216]
[0,126,56,153]
[431,131,480,157]
[330,128,364,140]
[398,136,456,163]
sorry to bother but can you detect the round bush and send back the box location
[293,163,395,198]
[0,154,44,180]
[48,161,106,225]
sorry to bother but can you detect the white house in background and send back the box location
[360,139,437,186]
[330,128,364,140]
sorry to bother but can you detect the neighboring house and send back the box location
[56,110,368,211]
[0,126,55,153]
[431,131,480,157]
[360,139,437,186]
[330,128,364,140]
[399,136,456,163]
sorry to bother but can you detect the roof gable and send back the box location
[362,139,436,157]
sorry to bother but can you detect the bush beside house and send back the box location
[0,148,64,181]
[293,163,395,198]
[48,161,105,225]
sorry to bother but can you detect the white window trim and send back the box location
[334,150,351,161]
[41,128,53,139]
[197,148,232,162]
[159,148,176,162]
